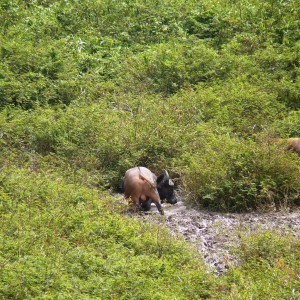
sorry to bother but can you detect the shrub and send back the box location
[0,166,213,299]
[273,110,300,137]
[218,231,300,299]
[120,38,226,95]
[181,131,300,211]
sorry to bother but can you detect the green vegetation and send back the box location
[218,231,300,299]
[0,166,212,299]
[1,0,300,298]
[1,0,300,211]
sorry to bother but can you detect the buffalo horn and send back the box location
[162,169,170,182]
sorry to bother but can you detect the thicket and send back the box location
[1,0,300,298]
[0,166,212,299]
[1,0,300,211]
[2,166,299,299]
[218,230,300,299]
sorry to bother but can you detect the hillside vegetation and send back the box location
[1,0,300,298]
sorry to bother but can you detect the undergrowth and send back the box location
[0,166,212,299]
[218,231,300,299]
[1,0,300,298]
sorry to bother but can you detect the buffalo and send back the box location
[272,138,300,156]
[123,166,177,215]
[285,138,300,155]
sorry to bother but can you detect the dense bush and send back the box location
[273,110,300,137]
[0,166,213,299]
[119,38,227,95]
[1,0,300,298]
[218,231,300,299]
[1,84,300,211]
[181,132,300,211]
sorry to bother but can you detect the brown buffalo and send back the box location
[272,138,300,156]
[285,138,300,155]
[123,166,177,215]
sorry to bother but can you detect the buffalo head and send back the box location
[156,170,177,205]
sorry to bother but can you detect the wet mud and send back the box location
[160,201,300,274]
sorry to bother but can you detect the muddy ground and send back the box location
[146,201,300,274]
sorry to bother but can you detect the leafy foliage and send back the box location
[0,166,212,299]
[1,0,300,210]
[218,231,300,299]
[1,0,300,297]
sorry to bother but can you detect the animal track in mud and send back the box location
[160,201,300,274]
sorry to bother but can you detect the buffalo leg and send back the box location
[141,198,152,211]
[149,191,164,215]
[154,201,164,215]
[127,196,142,213]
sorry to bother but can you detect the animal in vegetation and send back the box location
[123,166,177,215]
[285,138,300,155]
[271,138,300,156]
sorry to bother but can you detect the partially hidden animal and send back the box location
[285,138,300,155]
[123,166,177,215]
[272,138,300,156]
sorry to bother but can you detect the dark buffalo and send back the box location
[123,166,177,215]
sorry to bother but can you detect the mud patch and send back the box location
[119,193,300,274]
[161,201,300,274]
